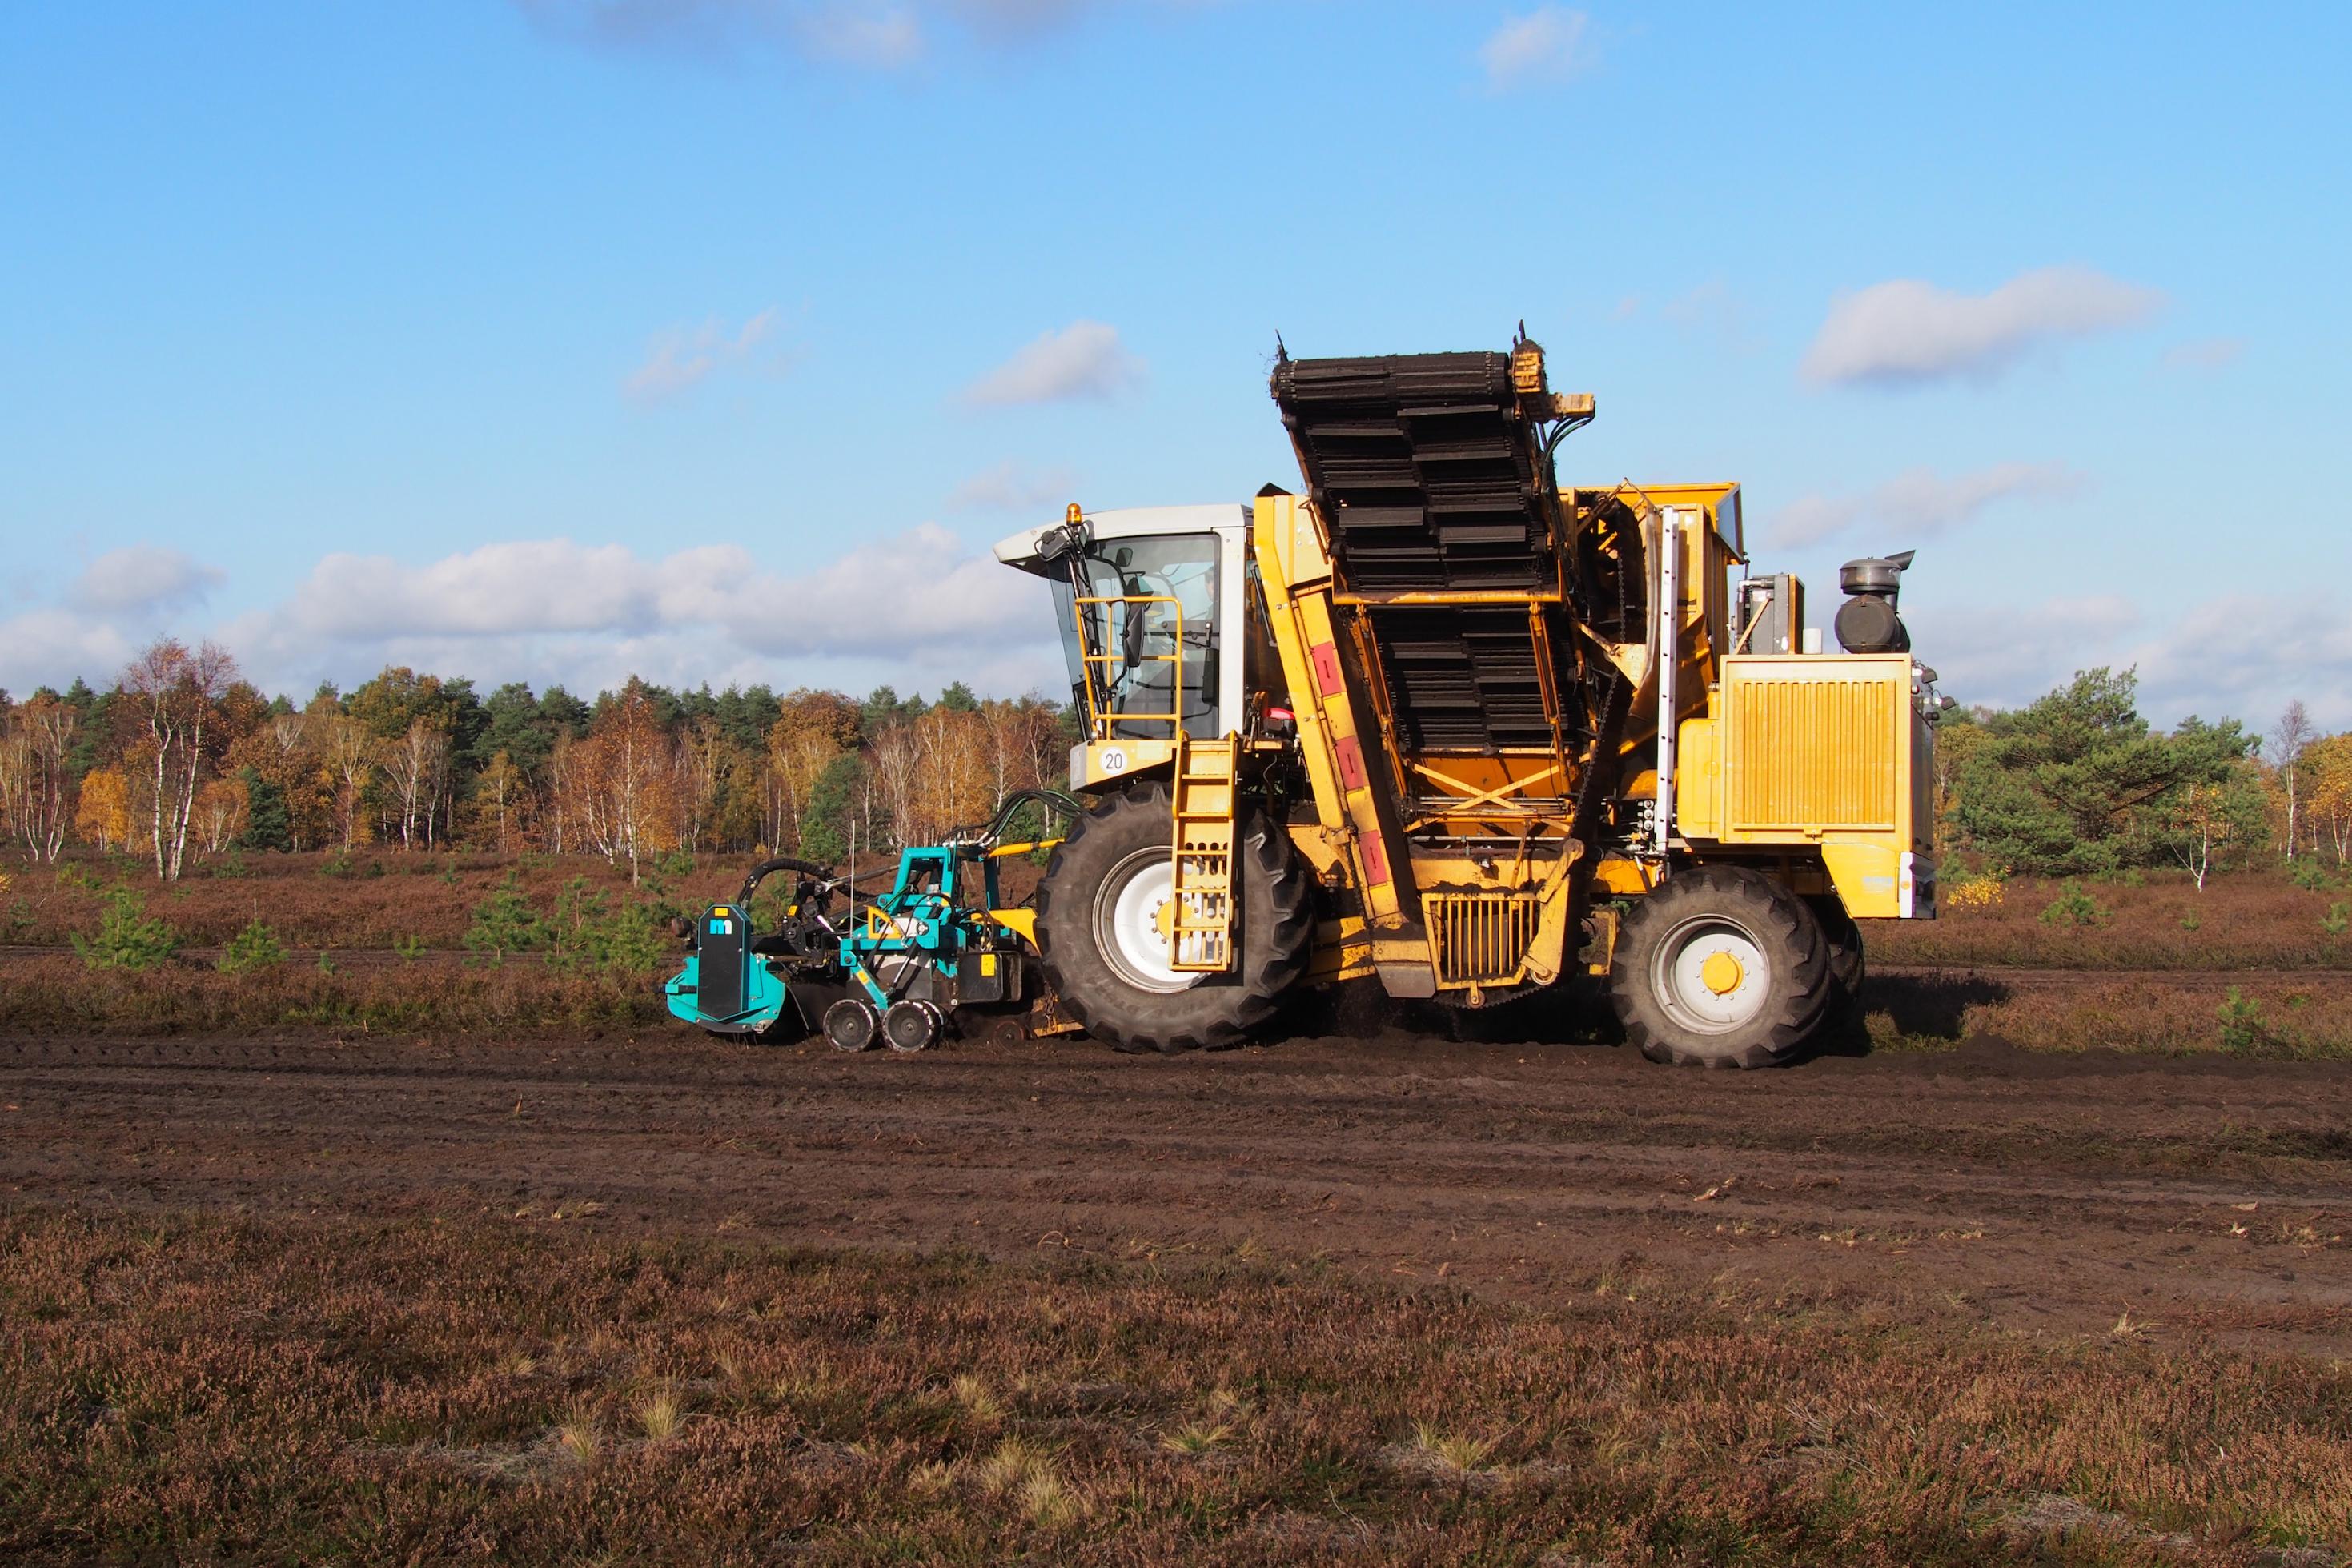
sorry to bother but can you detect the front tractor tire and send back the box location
[1034,784,1313,1053]
[1610,866,1834,1069]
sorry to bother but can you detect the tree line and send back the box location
[3,643,2345,889]
[0,639,1074,882]
[1934,669,2351,888]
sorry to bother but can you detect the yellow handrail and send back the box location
[1072,593,1186,740]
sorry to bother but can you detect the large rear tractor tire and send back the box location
[1804,892,1866,1016]
[1611,866,1833,1069]
[1034,784,1314,1053]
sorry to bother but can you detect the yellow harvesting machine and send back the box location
[995,334,1942,1067]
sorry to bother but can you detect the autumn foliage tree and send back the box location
[2305,734,2352,867]
[0,695,79,862]
[566,680,680,883]
[122,639,239,880]
[74,768,132,852]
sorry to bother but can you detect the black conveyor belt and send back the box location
[1271,351,1556,592]
[1274,347,1581,759]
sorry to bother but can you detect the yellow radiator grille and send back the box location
[1728,676,1899,832]
[1427,893,1543,986]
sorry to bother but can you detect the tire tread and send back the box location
[1034,784,1314,1054]
[1609,866,1833,1069]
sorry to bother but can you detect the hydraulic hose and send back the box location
[734,856,836,908]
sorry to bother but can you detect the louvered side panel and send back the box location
[1726,676,1898,833]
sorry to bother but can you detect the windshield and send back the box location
[1052,532,1221,741]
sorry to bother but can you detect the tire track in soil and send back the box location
[2,1027,2347,1355]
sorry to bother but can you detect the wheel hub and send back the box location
[1094,851,1204,996]
[1652,915,1769,1033]
[1700,950,1744,995]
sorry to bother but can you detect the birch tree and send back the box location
[2270,700,2318,861]
[122,639,236,880]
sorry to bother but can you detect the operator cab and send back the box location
[995,505,1253,746]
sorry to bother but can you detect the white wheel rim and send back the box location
[1652,915,1769,1033]
[1093,848,1204,995]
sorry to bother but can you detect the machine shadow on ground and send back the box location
[1250,972,2015,1065]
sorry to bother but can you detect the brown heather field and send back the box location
[1868,870,2352,973]
[3,853,2350,1562]
[0,850,766,951]
[0,1205,2342,1566]
[4,850,2346,971]
[6,851,2352,1059]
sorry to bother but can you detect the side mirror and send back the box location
[1122,603,1147,669]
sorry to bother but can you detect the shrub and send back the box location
[464,873,548,965]
[216,917,287,975]
[2217,987,2280,1054]
[2037,880,2109,928]
[2324,902,2349,944]
[2290,857,2337,892]
[71,886,181,972]
[546,877,670,979]
[1943,876,2005,912]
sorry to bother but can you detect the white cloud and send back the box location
[1801,266,2164,387]
[962,320,1142,407]
[1907,593,2143,711]
[1479,6,1591,90]
[0,607,141,693]
[264,525,1036,656]
[624,309,781,401]
[1656,279,1755,352]
[1770,461,2087,548]
[2161,335,2245,371]
[948,459,1079,511]
[948,0,1085,37]
[2127,594,2352,729]
[791,2,925,66]
[70,546,226,613]
[516,0,1177,68]
[6,525,1072,703]
[1900,589,2352,729]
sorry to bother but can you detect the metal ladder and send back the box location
[1168,735,1238,972]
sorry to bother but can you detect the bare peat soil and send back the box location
[3,1022,2346,1360]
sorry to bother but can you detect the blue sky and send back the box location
[4,1,2346,726]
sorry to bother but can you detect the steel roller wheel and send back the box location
[882,999,942,1053]
[1610,866,1834,1069]
[1034,783,1314,1053]
[822,997,880,1053]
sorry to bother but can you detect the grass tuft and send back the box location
[1016,1467,1081,1528]
[974,1436,1050,1498]
[636,1388,684,1442]
[949,1373,1004,1423]
[1411,1420,1497,1474]
[1161,1420,1234,1455]
[554,1406,603,1466]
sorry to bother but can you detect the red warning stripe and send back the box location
[1359,830,1391,887]
[1334,734,1367,792]
[1310,642,1344,697]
